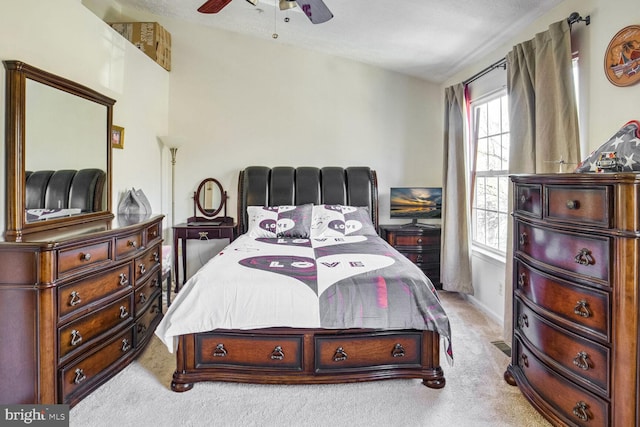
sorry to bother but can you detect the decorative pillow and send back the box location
[575,120,640,173]
[246,206,278,238]
[310,204,346,237]
[342,206,378,236]
[275,204,312,238]
[246,204,312,238]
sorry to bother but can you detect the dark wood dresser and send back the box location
[504,173,640,426]
[378,224,441,288]
[0,215,164,407]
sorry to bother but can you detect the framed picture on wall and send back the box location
[604,25,640,87]
[112,125,125,149]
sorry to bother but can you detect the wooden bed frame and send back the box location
[170,166,445,391]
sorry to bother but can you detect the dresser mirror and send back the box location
[4,60,116,241]
[188,178,231,224]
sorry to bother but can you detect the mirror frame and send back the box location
[195,178,225,218]
[4,60,115,241]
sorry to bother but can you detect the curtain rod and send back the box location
[462,11,591,86]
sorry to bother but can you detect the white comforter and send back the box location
[155,234,451,357]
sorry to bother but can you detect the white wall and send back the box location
[0,0,170,237]
[443,0,640,327]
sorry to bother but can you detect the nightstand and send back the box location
[379,224,441,288]
[172,222,236,292]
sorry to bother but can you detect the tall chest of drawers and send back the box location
[0,215,164,407]
[504,174,640,427]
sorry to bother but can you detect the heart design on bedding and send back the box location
[259,219,277,234]
[316,254,394,296]
[238,255,318,294]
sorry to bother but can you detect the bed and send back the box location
[156,166,451,391]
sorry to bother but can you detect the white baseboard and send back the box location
[465,294,504,326]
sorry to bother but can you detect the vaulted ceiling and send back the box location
[114,0,564,83]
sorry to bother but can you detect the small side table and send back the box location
[378,224,442,289]
[172,222,236,293]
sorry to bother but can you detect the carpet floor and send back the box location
[69,291,550,427]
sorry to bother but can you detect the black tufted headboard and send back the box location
[237,166,378,235]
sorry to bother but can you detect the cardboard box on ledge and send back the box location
[110,22,171,71]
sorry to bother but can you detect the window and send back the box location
[470,91,510,254]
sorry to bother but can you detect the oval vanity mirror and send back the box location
[188,178,231,224]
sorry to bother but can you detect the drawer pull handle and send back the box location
[572,401,591,422]
[137,323,147,336]
[153,252,159,262]
[152,278,159,288]
[127,240,137,248]
[517,314,529,329]
[270,346,285,360]
[417,238,423,244]
[519,194,528,205]
[139,293,147,304]
[73,368,87,385]
[121,338,131,352]
[69,291,82,306]
[566,200,580,210]
[519,353,529,368]
[119,273,129,286]
[333,347,348,362]
[80,252,92,262]
[214,343,228,357]
[199,231,209,240]
[573,351,591,371]
[70,329,83,346]
[392,343,406,358]
[416,254,423,263]
[139,263,146,275]
[574,300,592,318]
[574,248,595,266]
[119,306,129,319]
[517,273,528,288]
[150,229,158,238]
[152,304,161,314]
[518,232,528,246]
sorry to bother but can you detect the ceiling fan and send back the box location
[198,0,333,24]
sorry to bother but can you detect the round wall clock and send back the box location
[604,25,640,87]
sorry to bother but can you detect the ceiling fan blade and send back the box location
[294,0,333,24]
[198,0,232,14]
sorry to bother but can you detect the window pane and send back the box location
[476,138,488,171]
[476,104,488,138]
[486,211,499,247]
[488,136,502,171]
[485,177,498,210]
[475,209,486,245]
[475,177,486,209]
[501,134,510,170]
[498,176,509,213]
[488,98,501,135]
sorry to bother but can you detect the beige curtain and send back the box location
[503,19,580,343]
[441,84,473,294]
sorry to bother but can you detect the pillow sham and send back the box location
[342,205,378,236]
[246,204,312,238]
[311,204,346,237]
[311,204,377,237]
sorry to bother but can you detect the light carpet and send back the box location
[69,291,550,427]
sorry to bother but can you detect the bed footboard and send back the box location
[171,328,445,391]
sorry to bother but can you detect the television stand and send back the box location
[401,219,438,228]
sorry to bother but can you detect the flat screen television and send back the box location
[390,187,442,226]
